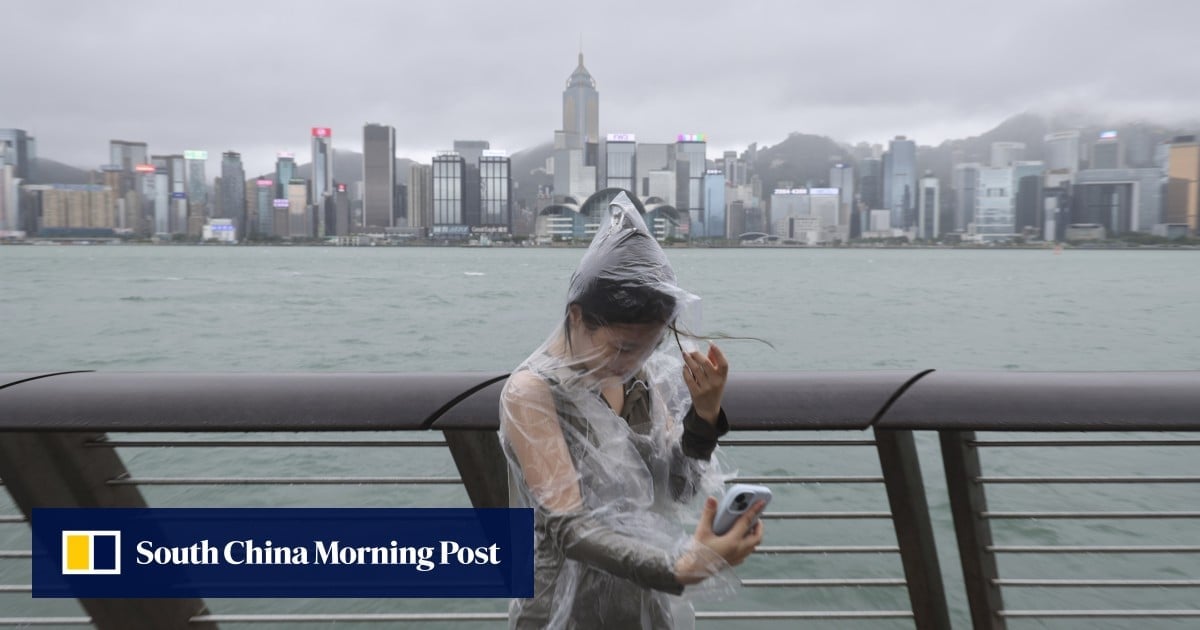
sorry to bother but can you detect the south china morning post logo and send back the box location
[61,531,121,575]
[34,508,534,598]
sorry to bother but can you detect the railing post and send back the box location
[940,430,1006,629]
[0,431,216,630]
[874,428,952,630]
[442,430,509,508]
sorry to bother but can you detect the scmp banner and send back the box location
[33,508,533,598]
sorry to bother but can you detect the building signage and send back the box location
[705,169,724,175]
[481,150,508,158]
[170,192,187,199]
[311,128,332,138]
[809,188,839,195]
[677,134,706,143]
[256,179,273,188]
[336,183,347,193]
[606,133,636,142]
[134,164,156,173]
[183,150,208,160]
[273,199,289,209]
[1099,131,1118,139]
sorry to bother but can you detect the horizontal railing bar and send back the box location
[991,545,1200,553]
[0,618,92,626]
[698,611,913,619]
[971,439,1200,447]
[984,511,1200,519]
[0,517,25,524]
[996,579,1200,587]
[108,477,463,486]
[759,545,899,554]
[730,476,884,484]
[192,609,912,624]
[721,439,876,446]
[0,585,30,593]
[762,511,892,520]
[742,578,906,587]
[999,609,1200,618]
[0,551,30,558]
[191,611,915,622]
[977,476,1200,484]
[88,439,449,448]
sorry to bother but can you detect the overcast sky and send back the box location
[4,0,1200,176]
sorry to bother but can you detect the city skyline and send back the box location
[4,1,1200,177]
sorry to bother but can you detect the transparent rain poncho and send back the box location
[499,192,738,629]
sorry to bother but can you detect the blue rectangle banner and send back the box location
[33,508,533,598]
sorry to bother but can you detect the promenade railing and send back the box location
[0,370,1197,629]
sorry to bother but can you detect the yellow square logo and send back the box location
[61,531,121,575]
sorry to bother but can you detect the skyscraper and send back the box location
[604,134,637,193]
[408,163,432,233]
[219,152,246,240]
[676,135,707,237]
[882,136,917,230]
[858,157,883,211]
[829,163,855,228]
[975,167,1015,242]
[703,170,726,239]
[184,150,208,237]
[951,163,982,233]
[432,152,466,239]
[311,127,333,236]
[362,123,395,231]
[1166,136,1200,235]
[274,153,296,199]
[479,151,512,234]
[1012,161,1045,237]
[553,53,599,198]
[917,172,940,240]
[0,129,32,180]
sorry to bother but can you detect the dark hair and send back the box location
[564,279,676,355]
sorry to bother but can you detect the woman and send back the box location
[499,191,766,629]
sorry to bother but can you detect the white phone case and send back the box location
[712,483,772,536]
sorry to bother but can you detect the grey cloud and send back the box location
[4,0,1199,176]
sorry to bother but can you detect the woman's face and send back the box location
[569,307,666,382]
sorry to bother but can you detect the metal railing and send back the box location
[1,370,1198,629]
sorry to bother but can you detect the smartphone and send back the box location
[712,483,772,536]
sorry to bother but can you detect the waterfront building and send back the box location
[362,124,395,230]
[479,151,512,234]
[1012,161,1045,238]
[184,150,208,237]
[882,136,917,230]
[1073,167,1165,234]
[830,163,855,228]
[917,173,940,240]
[253,178,274,238]
[286,178,310,238]
[432,152,467,239]
[858,157,883,212]
[676,135,707,236]
[274,153,296,200]
[604,134,636,193]
[974,167,1015,242]
[951,162,982,233]
[311,128,333,236]
[553,53,599,198]
[219,151,246,239]
[636,143,674,199]
[702,170,725,239]
[1165,136,1200,235]
[408,163,432,233]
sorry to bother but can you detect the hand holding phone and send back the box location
[711,483,772,536]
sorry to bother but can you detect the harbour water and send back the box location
[2,246,1198,628]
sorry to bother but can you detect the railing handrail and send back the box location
[2,370,1200,432]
